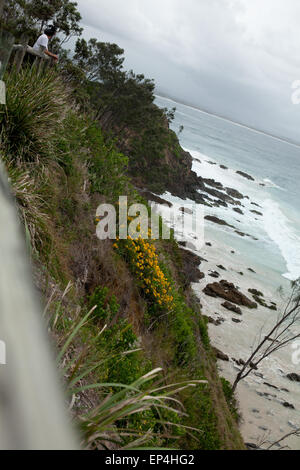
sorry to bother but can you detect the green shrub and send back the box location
[199,316,210,350]
[88,286,120,322]
[221,378,239,423]
[1,66,69,161]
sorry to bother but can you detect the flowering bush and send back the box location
[114,234,174,312]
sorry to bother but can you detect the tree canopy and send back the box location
[2,0,82,42]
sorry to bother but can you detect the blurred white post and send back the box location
[0,161,79,449]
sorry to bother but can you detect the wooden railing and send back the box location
[12,42,55,73]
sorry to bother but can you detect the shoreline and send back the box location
[191,230,300,450]
[148,152,300,449]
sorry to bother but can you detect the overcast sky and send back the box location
[76,0,300,142]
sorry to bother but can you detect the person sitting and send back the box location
[33,25,58,62]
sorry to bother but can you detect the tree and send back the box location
[233,279,300,392]
[74,38,125,83]
[2,0,82,43]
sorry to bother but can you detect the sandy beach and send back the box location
[153,153,300,450]
[191,229,300,450]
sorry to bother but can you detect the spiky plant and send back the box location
[1,65,70,162]
[4,159,49,254]
[46,290,206,450]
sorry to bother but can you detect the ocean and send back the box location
[156,95,300,284]
[155,95,300,448]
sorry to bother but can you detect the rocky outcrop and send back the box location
[287,373,300,383]
[282,402,295,410]
[204,216,235,228]
[251,210,263,216]
[233,208,244,215]
[248,289,264,297]
[213,347,229,362]
[209,271,220,279]
[178,248,205,286]
[226,188,244,200]
[222,302,242,315]
[204,280,258,309]
[236,170,255,181]
[139,190,173,207]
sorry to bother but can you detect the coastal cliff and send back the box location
[0,61,244,451]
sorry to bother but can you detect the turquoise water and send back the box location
[155,95,300,282]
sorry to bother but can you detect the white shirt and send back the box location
[33,34,49,52]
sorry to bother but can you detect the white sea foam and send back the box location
[262,178,286,191]
[263,199,300,280]
[187,148,300,280]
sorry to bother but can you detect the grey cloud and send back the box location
[76,0,300,142]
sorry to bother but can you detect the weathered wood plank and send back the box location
[12,35,28,72]
[0,160,78,449]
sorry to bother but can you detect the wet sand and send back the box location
[191,231,300,450]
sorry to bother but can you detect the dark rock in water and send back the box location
[257,391,276,400]
[281,388,290,393]
[259,426,269,432]
[193,157,202,163]
[140,190,173,208]
[235,230,246,237]
[248,268,256,273]
[251,210,263,216]
[226,187,245,200]
[254,372,264,379]
[236,170,255,181]
[235,230,257,241]
[251,202,262,208]
[251,292,278,311]
[204,178,224,190]
[202,184,240,207]
[231,250,235,254]
[232,318,242,323]
[222,302,242,315]
[177,248,205,286]
[246,443,260,450]
[260,183,266,187]
[282,402,295,410]
[179,207,193,215]
[220,165,228,170]
[206,242,212,247]
[249,289,264,297]
[217,265,227,271]
[207,161,217,165]
[233,358,246,366]
[205,215,235,228]
[204,316,224,326]
[209,271,220,279]
[213,347,229,362]
[233,208,244,215]
[264,382,279,391]
[239,272,244,276]
[287,373,300,383]
[204,280,258,308]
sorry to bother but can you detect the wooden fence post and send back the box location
[12,34,28,72]
[0,161,79,450]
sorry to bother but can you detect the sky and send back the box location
[75,0,300,142]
